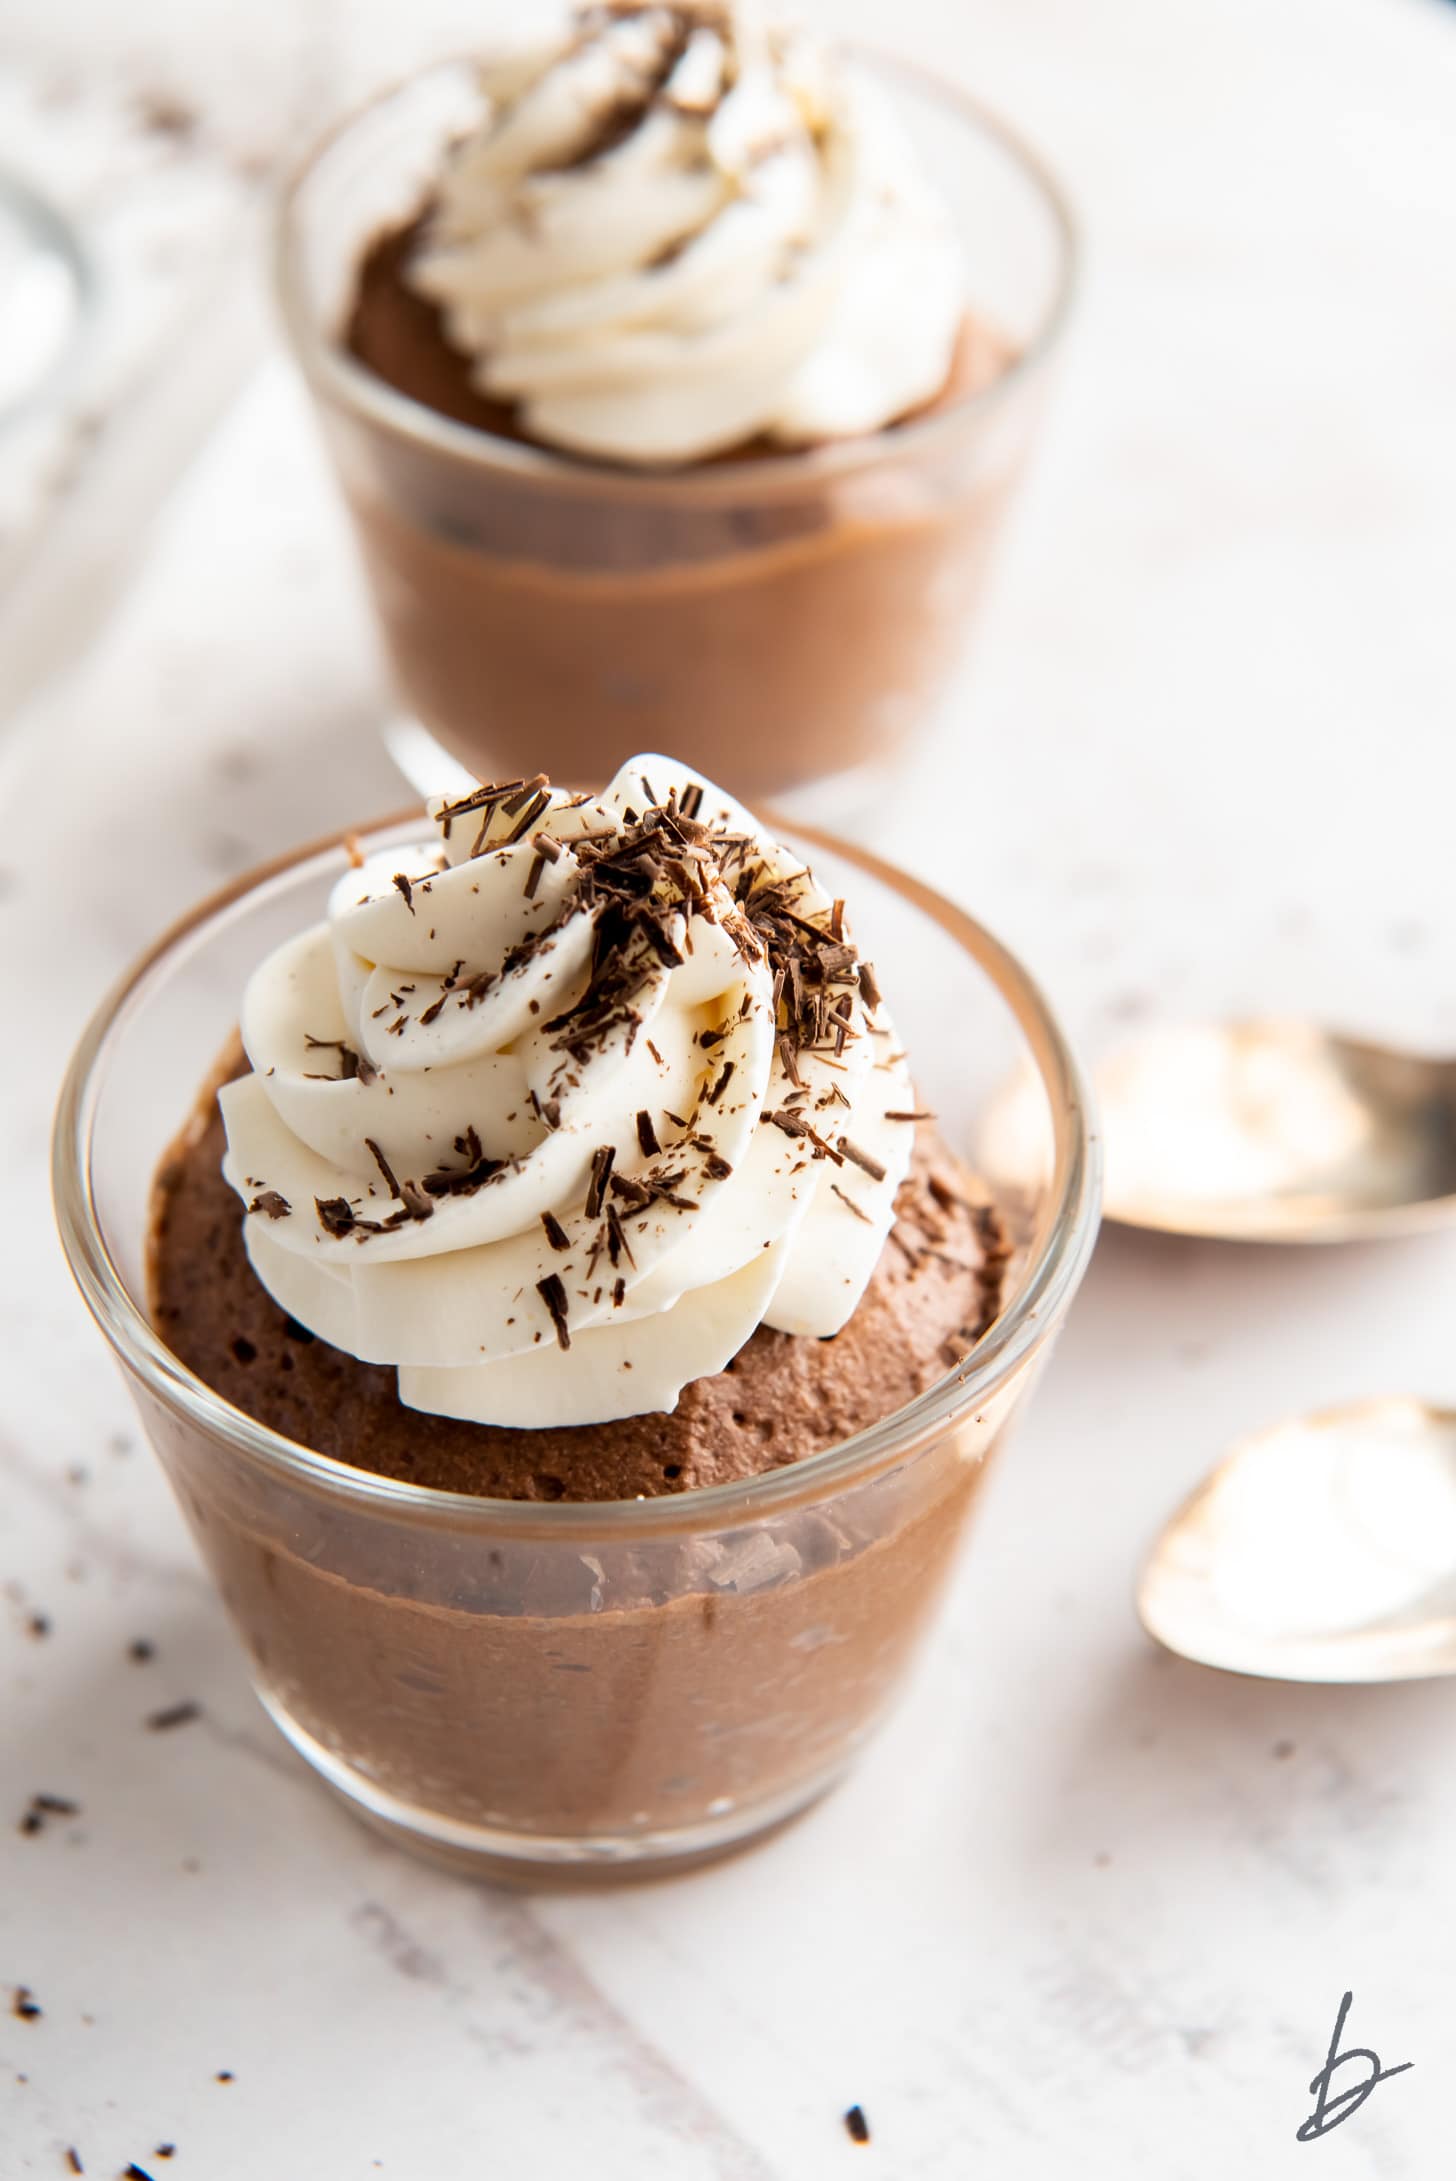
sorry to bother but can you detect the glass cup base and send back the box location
[259,1686,847,1885]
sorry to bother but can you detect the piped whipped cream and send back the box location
[407,0,967,465]
[220,755,917,1428]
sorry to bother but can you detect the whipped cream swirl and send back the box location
[220,755,917,1428]
[407,1,967,465]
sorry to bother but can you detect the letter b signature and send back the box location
[1297,1990,1412,2142]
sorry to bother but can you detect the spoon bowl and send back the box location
[1094,1018,1456,1244]
[1138,1397,1456,1683]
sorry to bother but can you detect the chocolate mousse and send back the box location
[150,1056,1009,1501]
[293,0,1047,798]
[132,756,1026,1868]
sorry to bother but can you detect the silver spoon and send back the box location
[1095,1018,1456,1243]
[1138,1397,1456,1682]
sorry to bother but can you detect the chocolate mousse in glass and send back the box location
[54,755,1098,1879]
[274,3,1075,804]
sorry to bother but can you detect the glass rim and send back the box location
[270,44,1079,505]
[53,813,1101,1537]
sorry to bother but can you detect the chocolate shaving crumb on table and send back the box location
[146,1700,202,1732]
[844,2103,871,2143]
[21,1792,80,1836]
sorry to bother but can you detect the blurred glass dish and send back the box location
[275,52,1076,809]
[0,167,92,428]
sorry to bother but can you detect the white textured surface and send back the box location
[3,0,1456,2174]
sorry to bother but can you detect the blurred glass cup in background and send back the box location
[274,56,1076,807]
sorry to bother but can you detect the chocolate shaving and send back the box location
[392,872,414,913]
[680,781,704,819]
[147,1701,201,1732]
[503,787,552,846]
[838,1138,887,1181]
[858,961,882,1012]
[421,1143,505,1199]
[844,2106,870,2145]
[928,1172,968,1215]
[884,1110,932,1122]
[436,776,525,849]
[541,1211,570,1252]
[605,1203,634,1268]
[523,850,547,900]
[586,1144,615,1220]
[536,1273,571,1350]
[635,1110,660,1156]
[532,830,563,862]
[763,1108,843,1163]
[501,771,549,815]
[365,1136,402,1199]
[705,1059,735,1106]
[315,1196,356,1238]
[831,1183,873,1224]
[303,1035,363,1082]
[248,1190,291,1220]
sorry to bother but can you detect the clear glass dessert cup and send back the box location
[273,56,1077,809]
[53,817,1099,1883]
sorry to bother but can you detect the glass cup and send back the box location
[54,817,1099,1882]
[273,56,1077,807]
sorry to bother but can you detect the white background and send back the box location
[2,0,1455,2174]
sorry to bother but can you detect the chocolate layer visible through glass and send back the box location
[329,214,1026,799]
[148,1042,1009,1503]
